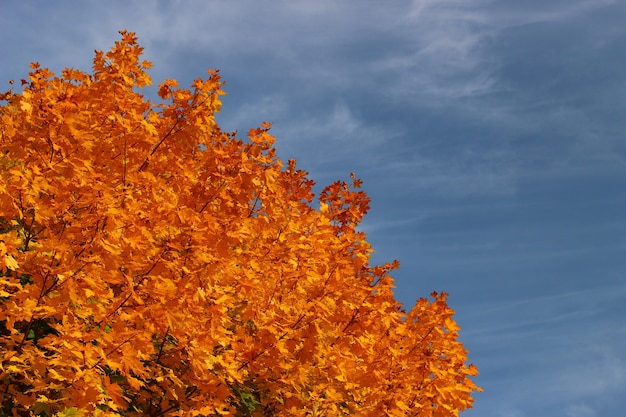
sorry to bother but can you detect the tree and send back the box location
[0,31,480,416]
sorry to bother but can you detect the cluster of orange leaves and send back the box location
[0,31,480,416]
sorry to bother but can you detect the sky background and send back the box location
[1,1,625,416]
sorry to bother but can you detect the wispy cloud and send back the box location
[3,3,626,416]
[460,281,626,416]
[566,405,598,417]
[376,147,518,197]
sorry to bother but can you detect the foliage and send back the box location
[0,31,480,416]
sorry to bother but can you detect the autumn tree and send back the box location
[0,31,480,416]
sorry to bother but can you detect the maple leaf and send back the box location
[0,30,479,416]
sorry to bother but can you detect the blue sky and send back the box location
[2,1,625,416]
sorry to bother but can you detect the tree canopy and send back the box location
[0,31,480,416]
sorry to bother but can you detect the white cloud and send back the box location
[566,404,598,417]
[555,346,626,398]
[378,147,518,197]
[218,94,290,133]
[267,99,399,167]
[331,100,359,137]
[499,409,526,417]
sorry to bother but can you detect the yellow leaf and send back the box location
[1,253,19,274]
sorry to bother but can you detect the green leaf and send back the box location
[60,407,84,417]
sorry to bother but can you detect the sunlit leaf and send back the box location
[0,30,479,417]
